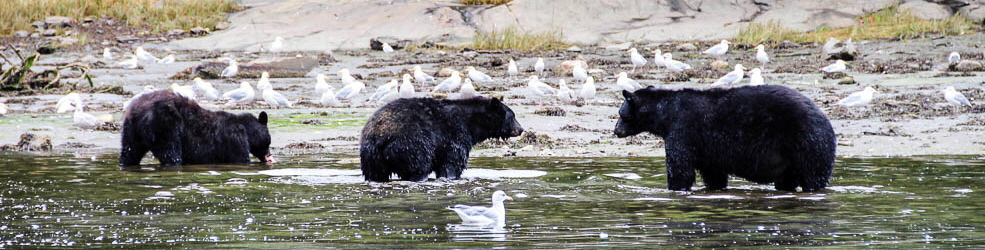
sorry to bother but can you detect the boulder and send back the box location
[556,60,589,76]
[899,0,954,20]
[167,29,186,36]
[437,67,456,77]
[951,60,984,71]
[214,21,231,30]
[959,4,985,24]
[370,37,412,51]
[13,31,30,37]
[184,56,320,79]
[45,16,77,28]
[675,43,698,51]
[42,29,57,36]
[710,60,729,69]
[189,27,210,35]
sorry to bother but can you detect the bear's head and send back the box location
[472,97,524,141]
[247,111,274,164]
[614,90,647,138]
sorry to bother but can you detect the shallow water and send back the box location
[1,153,984,248]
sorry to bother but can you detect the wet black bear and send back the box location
[119,90,274,166]
[614,85,836,192]
[360,97,524,182]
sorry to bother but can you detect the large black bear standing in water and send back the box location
[614,85,836,192]
[119,90,274,166]
[360,97,524,182]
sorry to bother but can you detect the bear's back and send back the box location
[363,98,450,137]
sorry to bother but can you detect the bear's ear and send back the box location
[622,90,635,101]
[646,85,657,90]
[258,111,268,125]
[488,97,502,106]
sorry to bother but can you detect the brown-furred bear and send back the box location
[360,97,524,182]
[119,90,274,166]
[614,85,836,192]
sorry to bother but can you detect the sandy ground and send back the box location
[1,34,984,159]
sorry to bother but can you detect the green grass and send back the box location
[461,0,512,5]
[267,113,366,131]
[472,25,566,50]
[734,6,978,45]
[0,0,240,35]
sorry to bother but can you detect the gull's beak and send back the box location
[506,196,513,201]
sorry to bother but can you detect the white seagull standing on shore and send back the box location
[222,82,255,106]
[382,42,394,53]
[320,86,340,107]
[447,190,513,227]
[628,48,647,73]
[256,72,272,92]
[703,40,730,60]
[652,49,665,68]
[0,103,8,115]
[135,46,158,61]
[400,74,416,98]
[261,85,292,108]
[194,78,220,101]
[103,48,114,60]
[314,73,331,97]
[508,59,519,80]
[534,58,545,76]
[336,81,366,100]
[837,86,877,107]
[748,68,765,86]
[943,87,972,107]
[663,53,692,72]
[526,76,556,101]
[413,65,434,84]
[56,92,82,113]
[338,68,357,85]
[269,36,284,52]
[371,79,399,102]
[948,52,960,64]
[432,71,462,93]
[756,45,770,69]
[556,79,576,103]
[580,76,596,101]
[466,66,493,83]
[72,104,101,131]
[220,58,239,78]
[117,55,139,69]
[713,64,746,86]
[821,60,847,73]
[169,83,196,101]
[572,63,589,82]
[616,72,642,91]
[459,79,477,99]
[157,54,175,64]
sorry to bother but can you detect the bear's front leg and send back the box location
[665,139,696,191]
[151,136,183,167]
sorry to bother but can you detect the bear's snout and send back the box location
[511,125,524,137]
[613,119,630,138]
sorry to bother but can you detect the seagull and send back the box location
[943,87,972,107]
[459,78,477,99]
[377,86,400,104]
[270,36,284,52]
[466,66,493,83]
[222,81,256,106]
[157,54,175,64]
[336,81,366,100]
[663,53,692,72]
[948,52,961,65]
[315,73,331,97]
[320,86,341,107]
[382,42,394,53]
[447,190,513,227]
[220,58,238,78]
[193,78,220,101]
[837,86,877,107]
[261,85,292,108]
[526,76,557,100]
[556,79,576,103]
[124,85,157,111]
[748,68,765,86]
[338,68,357,85]
[756,45,770,69]
[413,65,435,84]
[652,49,665,68]
[821,60,847,73]
[534,58,545,76]
[432,71,462,93]
[102,48,114,60]
[117,55,139,69]
[72,104,101,131]
[135,46,158,61]
[628,48,647,73]
[616,72,642,91]
[508,59,519,79]
[572,63,589,82]
[56,92,82,113]
[371,79,399,102]
[169,83,196,101]
[400,74,415,98]
[580,76,596,101]
[703,40,730,60]
[713,64,746,86]
[257,72,272,92]
[0,103,7,115]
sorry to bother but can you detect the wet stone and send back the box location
[534,107,566,116]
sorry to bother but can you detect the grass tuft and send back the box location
[0,0,240,36]
[472,26,566,50]
[461,0,512,5]
[735,6,979,45]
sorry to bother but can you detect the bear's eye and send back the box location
[618,103,633,120]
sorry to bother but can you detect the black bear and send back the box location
[119,90,275,166]
[614,85,836,192]
[360,97,524,182]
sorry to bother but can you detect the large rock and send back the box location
[44,16,76,28]
[751,0,898,32]
[960,4,985,24]
[951,60,984,71]
[182,56,320,79]
[899,0,954,20]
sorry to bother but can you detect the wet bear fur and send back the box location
[614,85,836,192]
[119,90,271,166]
[360,97,524,182]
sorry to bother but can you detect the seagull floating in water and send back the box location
[433,71,462,93]
[508,59,519,79]
[459,78,477,99]
[534,58,545,76]
[382,42,394,53]
[193,78,219,101]
[257,72,272,92]
[580,76,596,101]
[270,36,284,52]
[222,82,255,106]
[135,46,158,61]
[948,52,960,65]
[756,45,770,69]
[56,92,82,113]
[400,74,415,98]
[413,65,434,84]
[703,40,730,60]
[447,190,513,227]
[713,64,746,86]
[821,60,847,73]
[261,85,292,108]
[943,87,972,107]
[616,72,642,91]
[837,86,877,107]
[748,68,764,86]
[157,54,175,64]
[220,58,239,78]
[466,66,493,83]
[628,48,647,73]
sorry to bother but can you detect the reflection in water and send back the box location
[0,153,984,248]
